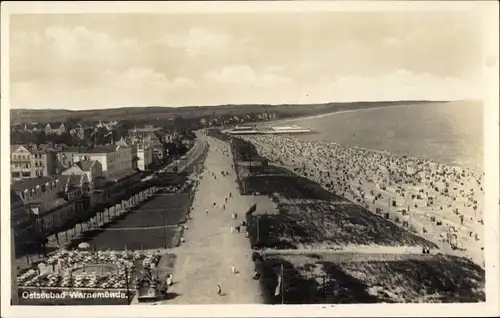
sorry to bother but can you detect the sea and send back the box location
[269,101,484,172]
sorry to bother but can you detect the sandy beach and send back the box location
[164,135,262,304]
[240,135,485,267]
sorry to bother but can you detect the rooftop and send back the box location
[129,127,162,133]
[11,177,54,192]
[115,137,129,147]
[75,160,96,171]
[51,175,72,187]
[63,145,118,154]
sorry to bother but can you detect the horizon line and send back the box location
[8,99,480,112]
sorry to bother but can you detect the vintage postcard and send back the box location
[1,1,499,317]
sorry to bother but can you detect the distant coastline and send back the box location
[9,100,457,124]
[252,100,484,173]
[260,101,452,126]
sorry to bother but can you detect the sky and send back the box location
[9,11,484,110]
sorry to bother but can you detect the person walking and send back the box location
[231,265,236,274]
[217,284,222,295]
[205,208,208,215]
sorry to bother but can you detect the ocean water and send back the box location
[273,101,484,171]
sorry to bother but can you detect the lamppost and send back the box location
[162,209,168,249]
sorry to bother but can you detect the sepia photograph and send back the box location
[1,1,498,318]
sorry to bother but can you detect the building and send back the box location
[136,143,153,171]
[61,160,104,191]
[11,230,19,305]
[125,137,153,171]
[10,175,89,252]
[11,189,35,253]
[129,125,163,147]
[61,145,134,181]
[164,132,178,143]
[10,145,35,180]
[10,145,58,181]
[44,124,53,135]
[115,137,129,148]
[57,123,66,135]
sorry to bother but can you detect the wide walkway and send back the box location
[164,136,262,304]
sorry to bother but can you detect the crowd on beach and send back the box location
[241,135,485,264]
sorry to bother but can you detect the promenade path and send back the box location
[164,135,262,304]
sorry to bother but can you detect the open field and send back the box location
[255,254,485,304]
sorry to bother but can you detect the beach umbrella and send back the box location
[78,242,91,249]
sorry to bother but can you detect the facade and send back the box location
[10,175,88,251]
[129,126,163,147]
[164,132,177,143]
[62,145,133,181]
[44,124,52,135]
[136,144,153,171]
[10,145,58,181]
[11,189,35,252]
[127,137,153,171]
[57,123,66,135]
[62,160,103,192]
[10,145,35,180]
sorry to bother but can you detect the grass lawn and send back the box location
[247,201,436,249]
[106,193,191,228]
[79,227,181,250]
[66,191,191,250]
[255,254,485,304]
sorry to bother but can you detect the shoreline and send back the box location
[265,101,450,125]
[248,101,483,173]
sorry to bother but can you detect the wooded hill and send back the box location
[10,101,447,124]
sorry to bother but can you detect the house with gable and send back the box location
[44,124,53,135]
[62,159,104,192]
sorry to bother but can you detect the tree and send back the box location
[66,116,82,129]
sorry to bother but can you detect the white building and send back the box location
[44,124,53,135]
[57,123,66,135]
[61,145,134,181]
[136,144,153,171]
